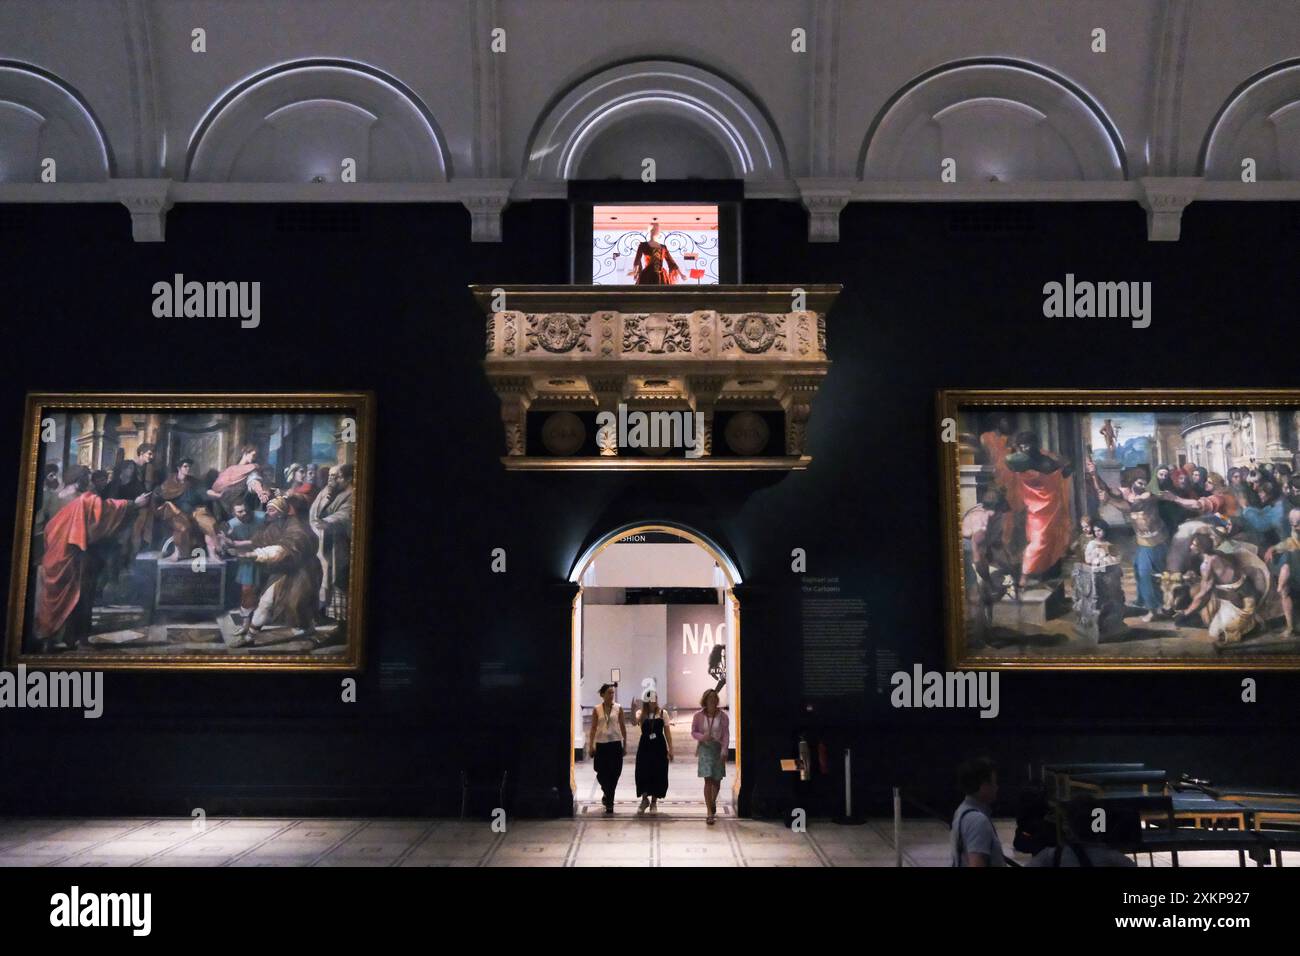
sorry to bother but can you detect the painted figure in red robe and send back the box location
[1004,431,1074,588]
[209,444,269,517]
[34,465,151,651]
[977,416,1029,548]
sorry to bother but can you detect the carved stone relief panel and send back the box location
[525,313,592,353]
[623,313,692,354]
[722,312,787,354]
[474,286,838,470]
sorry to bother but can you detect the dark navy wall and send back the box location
[1,198,1297,818]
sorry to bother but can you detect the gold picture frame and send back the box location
[6,392,375,671]
[940,389,1300,670]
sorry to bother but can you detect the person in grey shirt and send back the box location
[952,757,1005,867]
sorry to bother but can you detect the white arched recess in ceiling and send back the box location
[187,59,450,182]
[0,61,111,182]
[860,59,1127,182]
[1202,60,1300,180]
[523,59,787,182]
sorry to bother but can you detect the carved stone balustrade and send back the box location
[472,285,840,470]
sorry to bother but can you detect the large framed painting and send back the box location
[6,392,374,670]
[941,389,1300,670]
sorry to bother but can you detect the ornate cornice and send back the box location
[470,284,842,315]
[476,285,839,470]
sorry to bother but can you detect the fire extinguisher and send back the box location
[817,739,830,776]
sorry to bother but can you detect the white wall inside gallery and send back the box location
[581,604,667,714]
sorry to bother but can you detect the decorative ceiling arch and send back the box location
[186,58,450,182]
[523,59,787,181]
[859,58,1126,182]
[0,60,112,182]
[1201,59,1300,179]
[569,520,743,586]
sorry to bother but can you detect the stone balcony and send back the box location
[472,285,840,470]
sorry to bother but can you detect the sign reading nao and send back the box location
[682,621,727,655]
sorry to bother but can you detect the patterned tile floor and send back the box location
[0,816,1265,867]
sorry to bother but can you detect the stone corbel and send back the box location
[796,178,855,243]
[1137,177,1199,242]
[491,376,536,456]
[114,178,173,242]
[588,375,627,456]
[780,377,821,455]
[461,181,514,242]
[686,375,725,456]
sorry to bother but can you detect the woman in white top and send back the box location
[586,683,626,814]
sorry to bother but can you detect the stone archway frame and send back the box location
[858,58,1127,181]
[568,520,745,809]
[524,59,788,182]
[186,58,452,182]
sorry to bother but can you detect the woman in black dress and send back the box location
[635,690,672,813]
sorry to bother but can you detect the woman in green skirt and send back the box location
[691,689,729,824]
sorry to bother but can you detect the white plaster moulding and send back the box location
[10,177,1299,204]
[3,177,1300,242]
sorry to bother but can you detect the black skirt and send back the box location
[594,741,624,801]
[635,717,669,798]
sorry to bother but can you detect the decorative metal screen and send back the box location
[593,228,720,286]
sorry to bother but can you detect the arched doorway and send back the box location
[569,522,742,816]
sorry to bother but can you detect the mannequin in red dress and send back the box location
[630,223,681,285]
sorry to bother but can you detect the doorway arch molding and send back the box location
[568,519,743,586]
[568,519,746,812]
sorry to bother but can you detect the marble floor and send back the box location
[0,815,1266,867]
